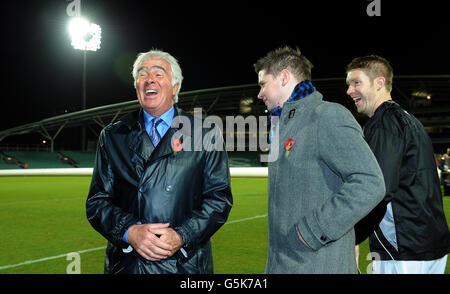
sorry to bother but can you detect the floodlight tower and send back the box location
[69,17,101,151]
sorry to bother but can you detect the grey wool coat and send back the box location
[265,91,385,274]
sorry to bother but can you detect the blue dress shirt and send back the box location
[142,106,175,141]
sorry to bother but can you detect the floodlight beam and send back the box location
[68,17,101,151]
[69,17,101,51]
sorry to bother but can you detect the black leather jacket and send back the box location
[355,101,450,260]
[86,107,233,273]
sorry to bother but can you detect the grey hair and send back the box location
[132,49,183,103]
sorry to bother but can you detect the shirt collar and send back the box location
[143,106,175,127]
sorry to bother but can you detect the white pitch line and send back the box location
[0,197,84,206]
[0,246,106,271]
[224,214,267,225]
[0,214,268,271]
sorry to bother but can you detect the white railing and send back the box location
[0,167,268,177]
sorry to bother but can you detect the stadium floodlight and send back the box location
[69,17,101,51]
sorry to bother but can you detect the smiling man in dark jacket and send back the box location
[346,55,450,273]
[86,50,233,274]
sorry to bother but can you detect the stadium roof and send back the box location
[1,75,449,150]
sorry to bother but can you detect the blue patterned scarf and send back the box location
[269,80,316,119]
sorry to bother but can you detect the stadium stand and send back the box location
[0,151,96,169]
[0,150,260,169]
[0,151,28,169]
[1,76,449,167]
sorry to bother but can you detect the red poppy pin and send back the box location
[285,138,294,158]
[173,139,182,155]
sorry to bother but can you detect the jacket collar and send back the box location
[120,105,191,162]
[120,108,145,130]
[123,109,152,161]
[365,100,397,127]
[372,100,396,118]
[120,105,187,129]
[279,90,323,125]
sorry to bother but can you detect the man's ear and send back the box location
[172,82,180,96]
[280,69,291,87]
[375,77,386,91]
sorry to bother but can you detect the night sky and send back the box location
[2,0,449,133]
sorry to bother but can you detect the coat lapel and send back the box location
[122,109,154,162]
[137,131,154,161]
[148,127,177,163]
[148,106,187,163]
[123,107,192,164]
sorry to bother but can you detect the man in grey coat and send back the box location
[254,46,385,273]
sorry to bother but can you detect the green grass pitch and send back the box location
[0,176,449,274]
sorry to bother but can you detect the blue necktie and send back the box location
[149,117,162,147]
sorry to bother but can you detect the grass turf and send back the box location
[0,176,448,274]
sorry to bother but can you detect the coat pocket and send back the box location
[289,225,313,252]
